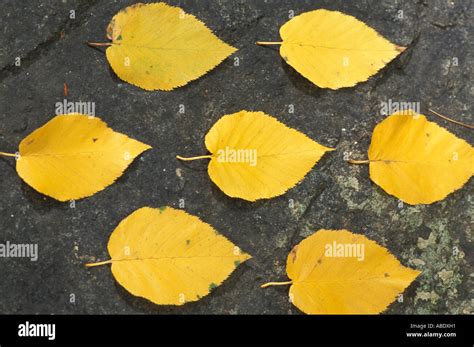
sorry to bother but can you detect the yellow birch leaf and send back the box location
[356,110,474,205]
[262,229,420,314]
[11,114,151,201]
[86,206,251,306]
[177,110,334,201]
[97,2,236,91]
[257,9,405,89]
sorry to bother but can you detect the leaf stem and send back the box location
[347,159,370,164]
[260,280,293,288]
[86,42,112,47]
[85,259,113,267]
[0,151,16,157]
[428,109,474,129]
[176,155,213,161]
[256,41,283,46]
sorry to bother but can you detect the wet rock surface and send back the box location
[0,0,472,314]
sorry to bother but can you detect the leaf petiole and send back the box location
[86,42,112,47]
[85,259,113,267]
[0,151,16,157]
[256,41,283,46]
[347,159,370,164]
[260,280,292,288]
[176,154,213,161]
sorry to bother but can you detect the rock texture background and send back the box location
[0,0,472,314]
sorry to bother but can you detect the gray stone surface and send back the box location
[0,0,472,314]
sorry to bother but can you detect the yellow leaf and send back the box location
[86,206,251,306]
[177,110,334,201]
[262,229,420,314]
[258,9,405,89]
[357,110,474,205]
[101,2,236,91]
[14,114,150,201]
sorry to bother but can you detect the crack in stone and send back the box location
[0,0,100,84]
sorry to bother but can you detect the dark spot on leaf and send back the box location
[234,260,240,267]
[209,283,217,291]
[384,272,390,277]
[117,34,123,40]
[158,206,167,213]
[186,239,190,245]
[92,138,98,142]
